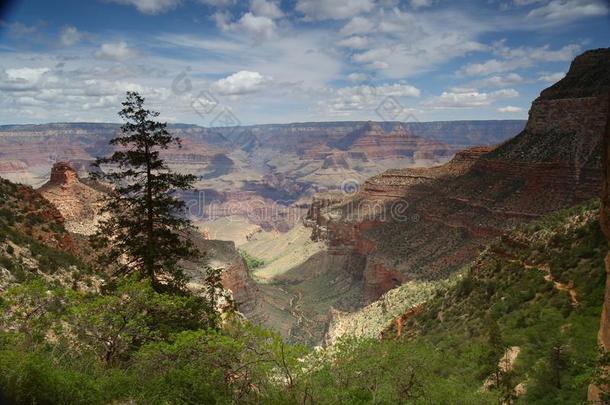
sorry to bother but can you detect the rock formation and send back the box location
[38,162,105,235]
[186,238,259,314]
[306,48,610,304]
[36,162,260,314]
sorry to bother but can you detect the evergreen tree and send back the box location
[548,340,569,389]
[481,317,508,389]
[90,91,198,291]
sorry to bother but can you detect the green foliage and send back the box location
[0,193,605,404]
[402,200,606,403]
[239,249,265,270]
[305,337,495,404]
[592,346,610,403]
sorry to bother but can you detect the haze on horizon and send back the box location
[0,0,608,126]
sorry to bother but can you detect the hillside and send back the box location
[385,200,607,402]
[0,177,96,292]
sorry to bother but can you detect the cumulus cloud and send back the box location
[474,73,525,88]
[106,0,181,14]
[318,82,420,116]
[250,0,284,19]
[212,70,272,95]
[425,87,518,108]
[198,0,235,6]
[341,8,487,78]
[410,0,433,9]
[59,26,83,46]
[527,0,609,22]
[296,0,374,20]
[497,105,523,113]
[235,13,277,40]
[337,36,369,49]
[95,41,137,60]
[459,43,580,76]
[339,16,375,36]
[538,71,566,83]
[346,72,369,83]
[6,67,50,83]
[0,61,174,123]
[212,10,278,40]
[0,21,38,37]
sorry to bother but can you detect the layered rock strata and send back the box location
[306,48,610,304]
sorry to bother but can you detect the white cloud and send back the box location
[459,43,580,76]
[0,21,38,37]
[425,87,518,108]
[211,10,233,31]
[410,0,433,9]
[6,67,50,83]
[235,12,277,40]
[339,16,375,36]
[199,0,235,5]
[59,26,83,46]
[346,72,369,83]
[527,0,609,22]
[251,0,284,19]
[343,8,487,78]
[497,105,523,113]
[538,71,565,83]
[318,82,420,115]
[296,0,374,20]
[106,0,181,14]
[0,60,173,123]
[212,70,272,95]
[212,11,278,40]
[95,41,137,60]
[337,36,369,49]
[475,73,524,87]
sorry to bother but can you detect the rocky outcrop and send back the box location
[38,162,105,235]
[187,238,259,314]
[306,48,610,304]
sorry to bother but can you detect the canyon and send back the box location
[0,120,522,233]
[304,48,609,312]
[1,49,608,348]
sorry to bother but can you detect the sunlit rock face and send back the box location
[38,162,106,236]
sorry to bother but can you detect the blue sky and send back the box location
[0,0,608,125]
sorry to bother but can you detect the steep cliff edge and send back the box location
[589,83,610,401]
[306,48,610,304]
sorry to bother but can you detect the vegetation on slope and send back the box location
[390,199,607,403]
[0,187,606,403]
[238,249,265,270]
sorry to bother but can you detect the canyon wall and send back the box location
[306,48,610,304]
[590,89,610,402]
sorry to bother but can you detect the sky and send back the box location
[0,0,608,126]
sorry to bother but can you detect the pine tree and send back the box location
[481,317,507,388]
[548,340,569,389]
[90,91,198,291]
